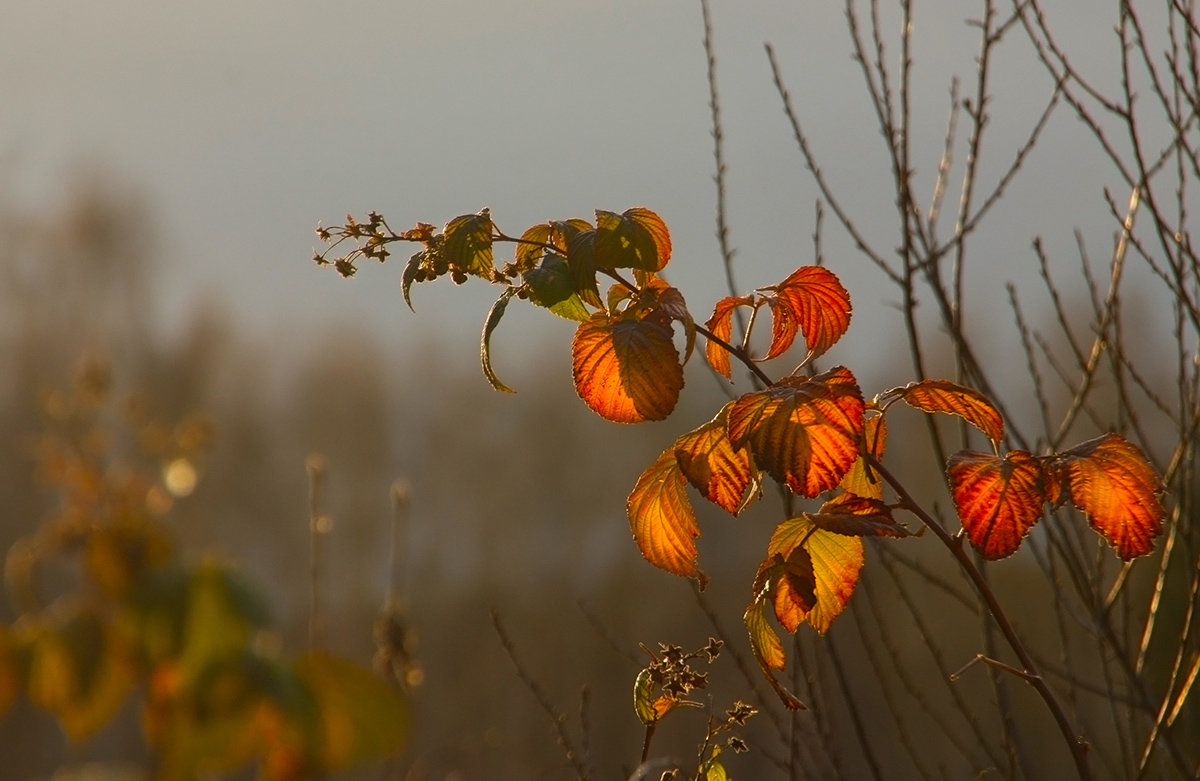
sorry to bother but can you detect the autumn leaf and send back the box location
[627,444,707,588]
[1052,434,1164,560]
[572,313,683,423]
[763,297,799,361]
[633,276,696,363]
[743,599,805,710]
[673,404,754,515]
[947,450,1045,560]
[760,515,864,634]
[481,288,519,393]
[727,366,864,497]
[839,414,887,499]
[889,379,1005,444]
[594,208,672,271]
[770,266,852,360]
[442,210,495,279]
[565,229,603,308]
[809,492,908,538]
[704,296,753,379]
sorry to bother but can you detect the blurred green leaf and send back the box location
[295,652,407,770]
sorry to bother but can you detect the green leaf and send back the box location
[523,254,591,321]
[481,288,520,393]
[294,652,407,770]
[633,668,658,725]
[594,208,672,271]
[442,209,495,279]
[566,229,603,308]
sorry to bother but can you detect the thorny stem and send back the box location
[867,454,1093,780]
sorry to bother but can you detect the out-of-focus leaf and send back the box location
[294,652,407,770]
[948,450,1045,560]
[481,288,519,393]
[523,255,590,321]
[1052,434,1164,560]
[771,266,852,360]
[673,403,753,515]
[0,626,18,719]
[839,414,887,499]
[727,366,864,497]
[178,564,271,684]
[627,444,708,588]
[810,492,908,537]
[761,515,864,634]
[442,210,494,279]
[85,520,173,600]
[594,207,671,271]
[892,379,1005,444]
[704,296,752,380]
[26,609,137,741]
[572,313,683,423]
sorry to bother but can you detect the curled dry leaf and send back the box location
[893,379,1005,444]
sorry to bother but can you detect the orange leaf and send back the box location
[810,492,908,537]
[839,414,887,499]
[947,450,1046,559]
[727,366,864,497]
[1053,434,1164,560]
[742,600,806,710]
[627,444,708,588]
[763,297,800,360]
[704,296,752,380]
[894,379,1004,444]
[594,208,672,271]
[634,276,695,363]
[572,313,683,423]
[762,515,864,634]
[674,404,754,515]
[772,266,852,360]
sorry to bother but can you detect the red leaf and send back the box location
[674,404,754,515]
[893,379,1005,444]
[572,313,683,423]
[704,296,752,380]
[727,366,865,497]
[947,450,1046,560]
[763,296,800,361]
[627,444,708,588]
[772,266,852,360]
[1053,434,1164,560]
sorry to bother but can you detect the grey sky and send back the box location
[3,1,1128,381]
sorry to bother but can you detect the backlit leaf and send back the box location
[673,403,753,515]
[566,229,603,308]
[727,366,864,497]
[894,379,1004,444]
[522,255,590,321]
[481,288,519,392]
[761,515,864,634]
[1053,434,1164,560]
[810,492,908,537]
[442,210,495,279]
[295,652,407,770]
[772,266,852,360]
[572,313,683,423]
[594,207,672,271]
[743,599,805,710]
[947,450,1045,560]
[704,296,753,379]
[627,443,708,588]
[514,223,554,270]
[839,414,887,499]
[764,296,800,360]
[634,276,695,363]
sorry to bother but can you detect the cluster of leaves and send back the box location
[315,207,1165,709]
[632,638,755,781]
[0,360,405,778]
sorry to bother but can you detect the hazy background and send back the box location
[1,1,1169,778]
